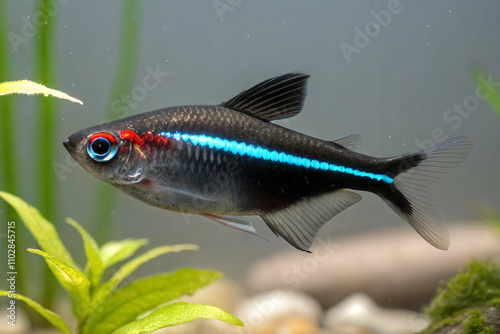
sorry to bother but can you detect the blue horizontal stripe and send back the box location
[160,131,393,184]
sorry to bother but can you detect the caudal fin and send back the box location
[380,136,474,250]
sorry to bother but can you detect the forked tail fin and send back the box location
[379,136,474,250]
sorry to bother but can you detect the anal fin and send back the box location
[261,190,362,252]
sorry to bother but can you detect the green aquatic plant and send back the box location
[36,0,59,310]
[472,68,500,118]
[0,3,22,297]
[0,191,244,333]
[463,310,494,334]
[0,77,84,320]
[425,260,500,320]
[491,216,500,236]
[421,260,500,333]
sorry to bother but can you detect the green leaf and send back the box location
[112,302,244,333]
[0,290,71,334]
[100,238,148,269]
[83,268,220,334]
[91,244,198,313]
[0,79,84,104]
[66,217,103,287]
[28,248,90,319]
[0,191,76,268]
[472,69,500,117]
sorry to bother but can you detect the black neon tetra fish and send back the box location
[64,73,474,251]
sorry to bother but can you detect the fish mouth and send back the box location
[63,138,77,157]
[63,131,87,157]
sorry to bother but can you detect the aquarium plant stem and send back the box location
[96,0,142,244]
[0,2,25,295]
[36,0,58,311]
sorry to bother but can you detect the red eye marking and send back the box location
[88,132,118,148]
[120,130,145,147]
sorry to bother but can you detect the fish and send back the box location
[63,73,474,252]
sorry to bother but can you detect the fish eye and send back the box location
[86,132,119,162]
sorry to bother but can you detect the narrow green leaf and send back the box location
[0,8,23,295]
[66,217,103,287]
[107,244,199,287]
[0,191,76,268]
[0,80,83,104]
[83,268,220,334]
[91,244,198,312]
[112,302,244,334]
[0,290,71,334]
[100,239,148,269]
[28,248,90,319]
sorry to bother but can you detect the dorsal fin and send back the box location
[332,134,362,152]
[261,190,362,251]
[219,73,310,122]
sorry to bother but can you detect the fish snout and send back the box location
[63,139,72,150]
[63,138,77,156]
[63,131,87,158]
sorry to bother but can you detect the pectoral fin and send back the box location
[204,214,267,240]
[261,190,362,251]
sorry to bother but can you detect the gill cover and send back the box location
[117,130,148,183]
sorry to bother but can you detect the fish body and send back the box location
[64,74,474,251]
